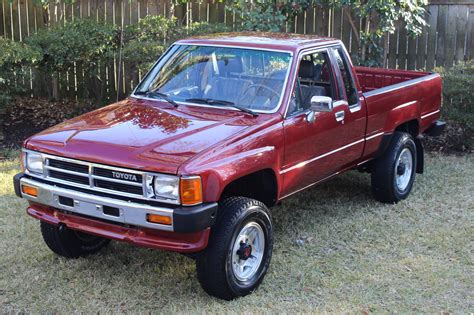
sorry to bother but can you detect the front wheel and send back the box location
[196,197,273,300]
[371,131,417,203]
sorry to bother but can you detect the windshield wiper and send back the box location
[185,98,258,117]
[135,90,179,108]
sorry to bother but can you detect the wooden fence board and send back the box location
[398,24,408,69]
[426,5,439,69]
[467,5,474,60]
[208,1,218,23]
[435,5,448,67]
[416,19,428,70]
[305,7,314,34]
[0,1,4,38]
[454,5,468,62]
[295,11,305,34]
[444,4,458,67]
[407,35,417,70]
[333,8,342,39]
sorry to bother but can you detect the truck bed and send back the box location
[355,66,431,93]
[355,66,442,159]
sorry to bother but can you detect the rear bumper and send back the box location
[14,173,217,252]
[424,120,446,137]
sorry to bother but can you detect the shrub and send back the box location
[435,61,474,128]
[122,16,230,72]
[26,19,119,101]
[430,61,474,152]
[0,38,40,96]
[0,38,40,139]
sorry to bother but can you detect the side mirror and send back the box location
[310,96,333,112]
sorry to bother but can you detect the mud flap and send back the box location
[415,137,424,174]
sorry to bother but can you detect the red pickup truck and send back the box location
[14,33,444,300]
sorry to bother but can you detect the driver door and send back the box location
[281,47,365,197]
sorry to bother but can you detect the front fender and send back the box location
[190,146,281,202]
[178,118,286,203]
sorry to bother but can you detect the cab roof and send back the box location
[176,32,341,54]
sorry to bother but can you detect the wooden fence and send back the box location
[1,0,473,100]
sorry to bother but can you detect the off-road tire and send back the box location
[371,131,417,203]
[196,197,273,300]
[40,221,110,258]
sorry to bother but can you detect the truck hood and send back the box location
[25,98,254,174]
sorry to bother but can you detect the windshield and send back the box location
[134,45,292,112]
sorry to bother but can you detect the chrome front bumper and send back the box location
[15,175,217,233]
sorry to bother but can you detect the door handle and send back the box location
[335,110,345,122]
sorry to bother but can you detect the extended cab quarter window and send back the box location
[332,47,358,106]
[287,50,336,116]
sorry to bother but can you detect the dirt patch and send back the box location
[1,96,99,147]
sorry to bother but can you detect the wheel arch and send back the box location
[220,168,279,208]
[375,119,423,173]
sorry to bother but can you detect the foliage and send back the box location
[122,15,230,72]
[435,61,474,127]
[122,15,177,72]
[27,19,119,73]
[226,1,287,32]
[26,19,119,100]
[227,0,428,66]
[425,61,474,152]
[0,38,40,96]
[0,38,40,134]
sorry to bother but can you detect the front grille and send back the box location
[49,159,88,173]
[49,169,90,185]
[94,179,143,195]
[93,167,143,183]
[44,157,146,199]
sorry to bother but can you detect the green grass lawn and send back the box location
[0,153,472,313]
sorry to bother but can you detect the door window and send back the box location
[287,50,335,116]
[332,48,358,106]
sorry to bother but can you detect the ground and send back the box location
[0,153,472,313]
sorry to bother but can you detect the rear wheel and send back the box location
[40,221,110,258]
[371,131,417,203]
[196,197,273,300]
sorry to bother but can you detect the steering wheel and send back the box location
[242,84,280,100]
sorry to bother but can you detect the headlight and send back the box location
[154,174,179,200]
[26,151,44,175]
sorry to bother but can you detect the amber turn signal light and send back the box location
[21,185,38,197]
[146,214,172,225]
[180,177,203,205]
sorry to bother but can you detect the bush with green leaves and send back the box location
[227,0,428,67]
[435,61,474,128]
[0,38,40,95]
[0,37,40,120]
[122,15,230,72]
[26,19,119,100]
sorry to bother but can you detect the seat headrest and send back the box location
[299,60,314,79]
[220,58,243,74]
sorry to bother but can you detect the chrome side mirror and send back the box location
[310,96,333,112]
[306,96,333,123]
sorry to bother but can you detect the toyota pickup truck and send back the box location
[13,32,445,300]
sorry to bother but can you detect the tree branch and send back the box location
[343,7,359,43]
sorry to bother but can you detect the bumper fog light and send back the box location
[21,185,38,197]
[146,213,172,225]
